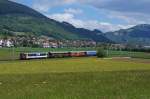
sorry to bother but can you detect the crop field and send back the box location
[0,57,150,99]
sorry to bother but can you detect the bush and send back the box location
[97,48,106,58]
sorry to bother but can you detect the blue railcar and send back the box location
[86,51,97,56]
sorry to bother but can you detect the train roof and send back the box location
[21,52,48,54]
[21,51,97,54]
[50,51,69,53]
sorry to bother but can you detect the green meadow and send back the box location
[0,57,150,99]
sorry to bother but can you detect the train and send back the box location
[20,51,97,60]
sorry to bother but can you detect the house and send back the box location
[6,40,14,47]
[50,42,58,48]
[42,42,50,48]
[0,39,14,47]
[143,46,150,49]
[0,40,3,47]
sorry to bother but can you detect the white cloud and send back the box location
[107,10,150,25]
[32,0,77,12]
[79,0,150,25]
[48,13,74,22]
[47,12,132,32]
[64,8,83,14]
[10,0,146,31]
[63,0,76,4]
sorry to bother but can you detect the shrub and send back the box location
[97,48,106,58]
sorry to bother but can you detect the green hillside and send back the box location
[0,0,110,42]
[0,14,79,39]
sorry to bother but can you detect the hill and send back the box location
[0,0,111,42]
[60,22,110,42]
[105,24,150,45]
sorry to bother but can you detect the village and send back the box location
[0,36,150,50]
[0,39,14,47]
[0,36,97,48]
[0,35,150,50]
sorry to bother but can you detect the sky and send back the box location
[10,0,150,32]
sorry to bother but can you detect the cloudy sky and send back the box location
[10,0,150,32]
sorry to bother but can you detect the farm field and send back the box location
[0,57,150,99]
[0,47,150,61]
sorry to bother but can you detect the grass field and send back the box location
[108,50,150,59]
[0,47,150,61]
[0,57,150,99]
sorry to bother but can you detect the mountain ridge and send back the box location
[105,24,150,45]
[0,0,111,42]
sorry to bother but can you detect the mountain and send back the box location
[105,24,150,45]
[60,22,110,42]
[0,0,45,18]
[0,0,111,42]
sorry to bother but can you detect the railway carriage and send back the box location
[86,51,97,56]
[20,52,48,60]
[70,51,86,57]
[48,52,71,58]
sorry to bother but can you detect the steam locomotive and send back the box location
[20,51,97,60]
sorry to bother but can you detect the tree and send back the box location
[97,48,106,58]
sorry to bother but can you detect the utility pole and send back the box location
[106,44,109,57]
[12,45,15,60]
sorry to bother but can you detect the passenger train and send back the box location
[20,51,97,60]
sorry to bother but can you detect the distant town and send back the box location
[0,36,150,50]
[0,36,97,48]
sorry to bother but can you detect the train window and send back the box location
[27,53,47,56]
[40,53,47,56]
[28,54,37,56]
[37,53,41,56]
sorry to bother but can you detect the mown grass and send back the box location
[0,57,150,74]
[108,50,150,59]
[0,71,150,99]
[0,58,150,99]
